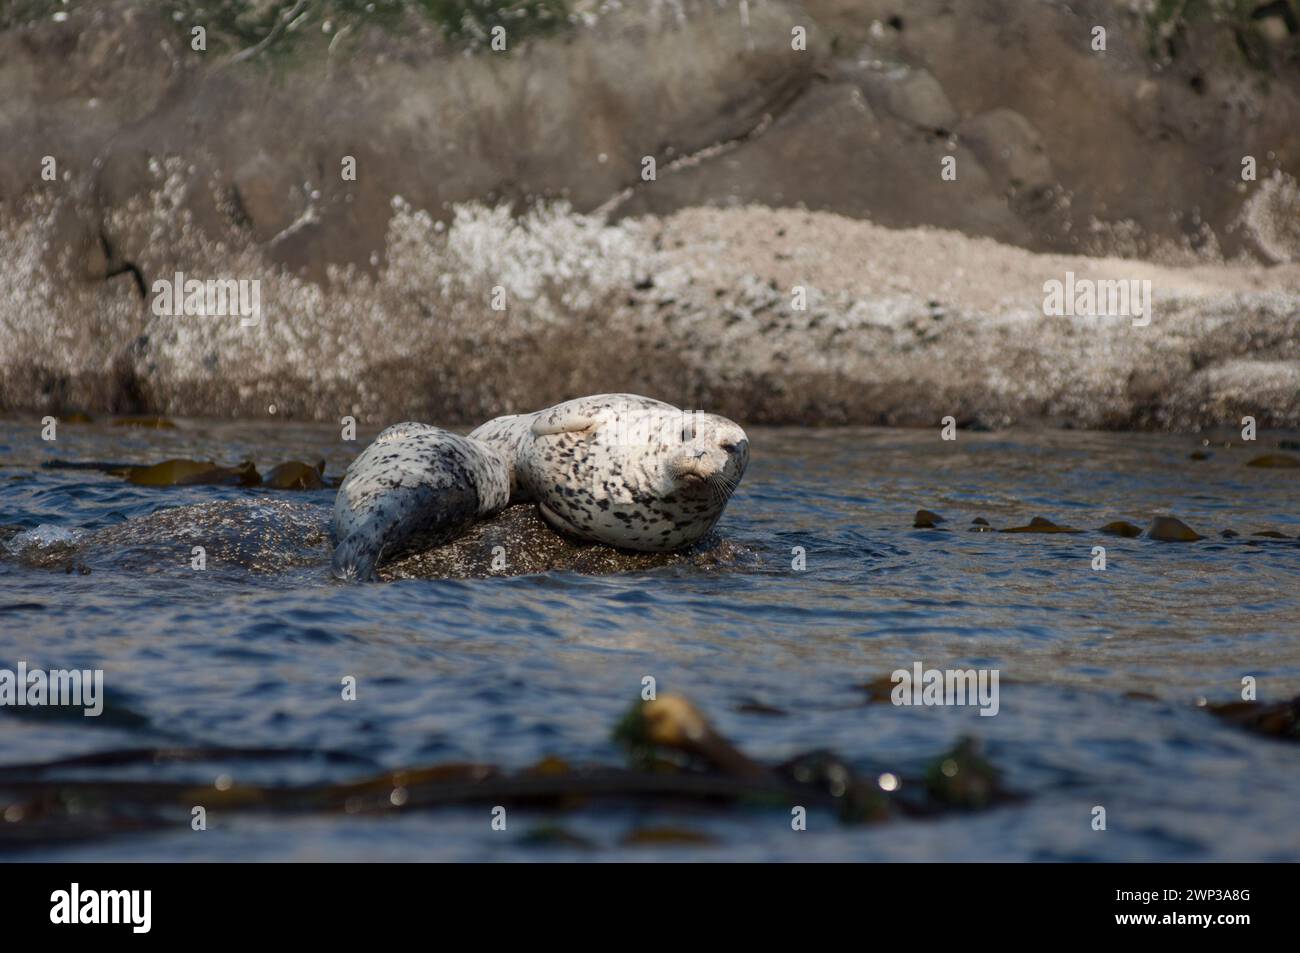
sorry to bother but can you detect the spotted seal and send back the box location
[331,423,510,581]
[470,394,749,551]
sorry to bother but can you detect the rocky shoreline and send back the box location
[1,0,1298,429]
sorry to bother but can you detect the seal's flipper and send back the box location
[531,412,597,437]
[331,529,381,582]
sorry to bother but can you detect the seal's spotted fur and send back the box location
[471,394,749,551]
[331,423,510,581]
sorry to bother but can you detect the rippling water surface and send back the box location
[1,418,1298,861]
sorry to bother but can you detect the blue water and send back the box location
[1,418,1299,860]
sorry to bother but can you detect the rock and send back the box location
[999,516,1081,534]
[381,505,756,580]
[614,80,1022,243]
[957,107,1053,195]
[913,509,946,528]
[231,153,307,244]
[1240,172,1300,264]
[1100,521,1143,538]
[1147,516,1204,542]
[1247,453,1300,468]
[866,67,958,131]
[1165,362,1300,433]
[50,500,331,574]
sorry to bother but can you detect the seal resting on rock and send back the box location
[331,423,510,581]
[471,394,749,552]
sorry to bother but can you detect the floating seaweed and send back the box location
[1203,696,1300,741]
[0,695,1020,850]
[264,461,326,490]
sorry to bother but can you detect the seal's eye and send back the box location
[720,442,737,454]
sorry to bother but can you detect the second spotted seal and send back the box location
[471,394,750,551]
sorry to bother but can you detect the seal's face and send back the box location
[501,395,750,552]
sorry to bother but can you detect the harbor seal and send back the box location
[331,423,510,581]
[470,394,749,551]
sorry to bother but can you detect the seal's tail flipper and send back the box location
[331,531,380,583]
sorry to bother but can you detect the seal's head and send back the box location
[475,394,749,552]
[640,406,749,504]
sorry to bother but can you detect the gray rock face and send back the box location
[3,0,1300,429]
[958,108,1054,197]
[873,68,959,131]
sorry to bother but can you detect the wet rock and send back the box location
[382,505,756,580]
[999,516,1081,534]
[1247,453,1300,468]
[1147,516,1204,542]
[31,500,331,574]
[969,517,994,533]
[1100,520,1143,538]
[913,509,946,528]
[1253,530,1292,539]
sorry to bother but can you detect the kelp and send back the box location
[1204,696,1300,741]
[43,458,331,490]
[0,695,1021,850]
